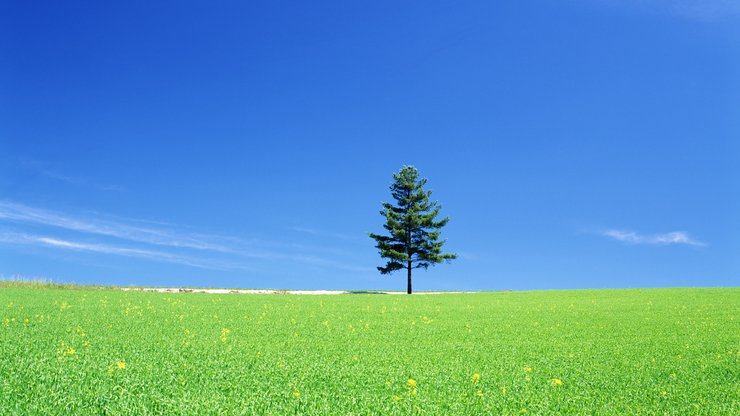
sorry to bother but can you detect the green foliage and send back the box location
[370,166,456,291]
[1,287,737,415]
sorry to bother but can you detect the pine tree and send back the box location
[369,166,456,294]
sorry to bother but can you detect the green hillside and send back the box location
[1,285,737,415]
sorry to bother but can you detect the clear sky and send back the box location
[1,1,738,291]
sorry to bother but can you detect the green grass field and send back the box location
[0,284,737,415]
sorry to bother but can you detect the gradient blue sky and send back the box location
[1,1,738,291]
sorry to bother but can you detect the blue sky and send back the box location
[1,1,738,291]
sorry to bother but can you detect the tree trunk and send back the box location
[407,260,412,294]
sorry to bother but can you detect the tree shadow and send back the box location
[347,290,388,295]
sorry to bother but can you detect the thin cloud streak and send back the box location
[601,229,705,246]
[0,201,371,272]
[0,232,236,270]
[39,169,124,192]
[0,201,248,254]
[1,230,371,273]
[16,158,125,192]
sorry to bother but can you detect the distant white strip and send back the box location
[601,229,705,246]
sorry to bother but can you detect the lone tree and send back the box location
[369,166,456,294]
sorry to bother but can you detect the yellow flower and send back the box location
[293,390,300,399]
[64,347,76,356]
[219,328,231,342]
[472,373,481,383]
[550,378,563,386]
[476,390,484,397]
[501,385,506,395]
[392,395,402,402]
[116,361,126,369]
[524,367,532,373]
[407,379,417,396]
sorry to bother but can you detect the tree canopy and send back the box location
[369,166,456,294]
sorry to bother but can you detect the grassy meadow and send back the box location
[0,284,737,415]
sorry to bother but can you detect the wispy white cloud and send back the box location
[600,229,705,246]
[16,158,125,192]
[0,232,233,270]
[0,201,370,272]
[0,201,243,253]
